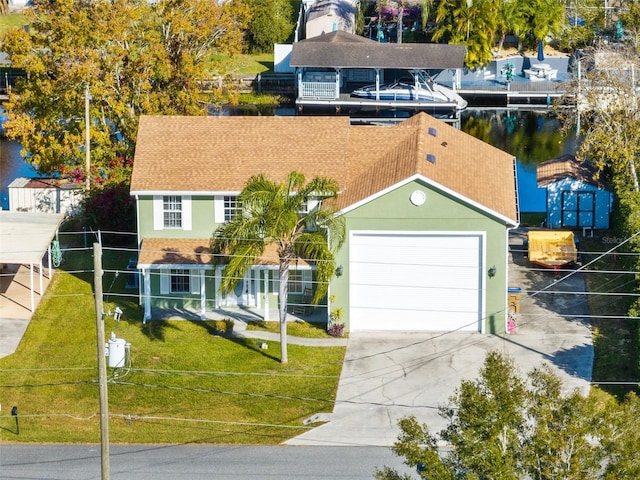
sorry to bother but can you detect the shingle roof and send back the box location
[138,238,308,267]
[537,154,607,189]
[341,113,517,221]
[131,115,351,193]
[132,113,518,224]
[290,31,466,69]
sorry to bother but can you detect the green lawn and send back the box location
[582,235,640,400]
[0,13,27,37]
[0,247,345,444]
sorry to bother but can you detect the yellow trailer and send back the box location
[527,230,578,270]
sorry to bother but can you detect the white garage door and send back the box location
[349,231,483,332]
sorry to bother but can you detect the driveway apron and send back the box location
[285,231,593,446]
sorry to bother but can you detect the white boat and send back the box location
[351,72,468,110]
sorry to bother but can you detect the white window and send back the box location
[272,270,310,294]
[153,195,192,231]
[170,269,190,293]
[160,269,201,295]
[224,195,242,222]
[288,270,305,294]
[163,196,182,228]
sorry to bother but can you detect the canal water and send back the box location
[0,108,578,213]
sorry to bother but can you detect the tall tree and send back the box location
[244,0,293,53]
[495,0,527,55]
[432,0,499,69]
[210,172,345,364]
[374,351,634,480]
[523,0,564,50]
[0,0,249,177]
[1,0,8,16]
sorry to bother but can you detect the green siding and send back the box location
[137,195,222,239]
[330,180,511,334]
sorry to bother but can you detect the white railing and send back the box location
[300,82,338,99]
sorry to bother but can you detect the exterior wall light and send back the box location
[488,265,497,278]
[336,265,343,277]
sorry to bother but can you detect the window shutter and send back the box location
[214,196,224,223]
[307,198,319,212]
[153,196,164,230]
[160,270,170,294]
[182,195,192,231]
[190,269,201,294]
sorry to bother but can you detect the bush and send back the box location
[214,319,234,334]
[327,322,344,337]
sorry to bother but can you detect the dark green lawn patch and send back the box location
[581,234,640,400]
[0,247,345,444]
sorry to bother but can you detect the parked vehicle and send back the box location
[351,72,468,110]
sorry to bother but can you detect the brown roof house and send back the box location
[131,113,519,334]
[537,154,612,230]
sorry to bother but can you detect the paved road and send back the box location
[0,444,413,479]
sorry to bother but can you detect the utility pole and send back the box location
[93,243,110,479]
[85,84,91,192]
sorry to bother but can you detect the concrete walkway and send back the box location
[0,263,52,358]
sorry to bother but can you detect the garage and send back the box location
[349,231,484,332]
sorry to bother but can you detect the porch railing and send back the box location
[299,81,338,100]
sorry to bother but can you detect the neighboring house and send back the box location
[304,0,356,39]
[8,177,81,216]
[131,113,518,334]
[537,154,612,230]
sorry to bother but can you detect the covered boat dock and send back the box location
[289,31,467,114]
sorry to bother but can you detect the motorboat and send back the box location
[351,72,468,110]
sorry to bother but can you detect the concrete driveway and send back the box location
[285,230,593,446]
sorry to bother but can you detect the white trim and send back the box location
[153,196,163,230]
[190,269,201,294]
[214,196,225,223]
[137,263,215,270]
[143,269,151,321]
[182,195,192,231]
[160,270,170,294]
[337,174,518,227]
[131,190,241,196]
[199,269,206,319]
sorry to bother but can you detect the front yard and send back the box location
[0,247,345,444]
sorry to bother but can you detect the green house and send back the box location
[131,113,519,333]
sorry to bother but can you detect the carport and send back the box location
[0,211,63,312]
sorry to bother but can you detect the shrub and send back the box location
[327,322,344,337]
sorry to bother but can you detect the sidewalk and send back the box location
[0,263,52,358]
[230,319,348,347]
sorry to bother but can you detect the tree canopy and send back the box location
[0,0,249,178]
[210,171,345,364]
[375,351,640,480]
[244,0,294,53]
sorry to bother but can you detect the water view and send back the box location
[0,108,579,213]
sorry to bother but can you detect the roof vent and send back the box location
[426,154,436,164]
[428,127,438,137]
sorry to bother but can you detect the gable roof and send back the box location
[290,31,466,69]
[537,154,608,189]
[131,113,518,224]
[131,115,351,193]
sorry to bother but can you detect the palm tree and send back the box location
[210,171,345,364]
